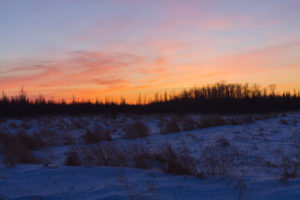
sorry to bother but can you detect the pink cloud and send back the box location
[90,78,128,85]
[1,50,171,97]
[2,36,300,101]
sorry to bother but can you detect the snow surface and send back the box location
[0,112,300,199]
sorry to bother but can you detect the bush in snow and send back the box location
[198,116,227,128]
[123,121,149,139]
[0,132,39,166]
[155,144,202,177]
[180,116,197,131]
[200,144,244,177]
[16,132,47,150]
[217,136,230,147]
[161,118,180,134]
[279,157,298,184]
[65,149,81,166]
[82,129,112,144]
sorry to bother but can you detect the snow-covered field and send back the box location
[0,112,300,199]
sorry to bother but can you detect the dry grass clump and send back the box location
[200,144,243,177]
[62,133,76,145]
[279,157,298,184]
[279,119,289,125]
[229,116,253,125]
[0,132,39,166]
[16,133,47,150]
[280,169,297,184]
[154,144,202,177]
[123,121,149,139]
[292,119,298,125]
[133,156,150,169]
[2,143,39,166]
[61,140,249,180]
[82,129,112,144]
[65,149,81,166]
[199,115,254,128]
[38,128,59,146]
[180,117,197,131]
[20,121,32,130]
[63,140,242,179]
[201,147,230,176]
[131,144,154,169]
[217,137,230,147]
[263,159,278,168]
[64,142,203,176]
[72,119,85,129]
[78,144,129,167]
[8,122,18,129]
[198,116,227,128]
[161,118,181,134]
[65,142,199,177]
[254,113,278,121]
[64,143,152,168]
[61,136,245,180]
[39,127,56,137]
[159,114,256,134]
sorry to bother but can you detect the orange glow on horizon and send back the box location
[1,1,300,102]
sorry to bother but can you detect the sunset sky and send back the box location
[1,0,300,102]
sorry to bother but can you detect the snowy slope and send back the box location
[0,112,300,199]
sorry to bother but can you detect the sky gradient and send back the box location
[1,0,300,102]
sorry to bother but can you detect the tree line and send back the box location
[1,83,300,117]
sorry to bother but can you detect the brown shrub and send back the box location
[161,118,180,134]
[82,129,112,144]
[0,132,39,166]
[80,144,129,167]
[280,169,297,184]
[254,113,278,120]
[133,156,149,169]
[180,117,197,131]
[73,119,84,129]
[65,150,81,166]
[0,132,13,144]
[279,119,289,125]
[123,121,149,139]
[157,144,200,176]
[64,142,203,177]
[39,128,55,137]
[229,118,240,125]
[20,121,31,130]
[279,157,298,184]
[101,144,129,167]
[229,116,253,125]
[87,144,109,166]
[16,133,46,150]
[292,119,298,125]
[217,137,230,147]
[62,133,75,145]
[8,122,18,129]
[241,115,254,123]
[200,144,242,177]
[198,116,227,128]
[78,143,155,168]
[131,144,153,169]
[2,143,39,166]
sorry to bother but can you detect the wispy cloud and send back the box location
[1,0,300,101]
